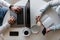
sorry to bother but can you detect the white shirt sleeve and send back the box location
[49,0,60,7]
[0,0,10,7]
[0,22,10,33]
[49,24,60,31]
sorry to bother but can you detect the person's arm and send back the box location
[40,0,60,16]
[0,16,16,34]
[48,24,60,31]
[40,3,50,17]
[0,22,10,34]
[0,0,11,7]
[49,0,60,7]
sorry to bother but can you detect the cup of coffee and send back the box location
[24,31,29,35]
[22,27,31,36]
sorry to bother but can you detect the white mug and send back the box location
[22,27,31,37]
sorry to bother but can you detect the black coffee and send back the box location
[24,31,29,35]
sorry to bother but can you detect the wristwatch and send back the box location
[9,5,13,10]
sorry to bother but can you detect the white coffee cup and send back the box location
[22,27,31,37]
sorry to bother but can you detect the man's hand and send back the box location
[10,5,22,14]
[8,16,16,25]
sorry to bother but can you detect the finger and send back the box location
[9,20,15,24]
[17,7,22,12]
[16,8,20,13]
[36,16,39,20]
[15,7,22,13]
[17,6,22,9]
[15,10,19,13]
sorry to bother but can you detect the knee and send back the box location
[2,7,8,13]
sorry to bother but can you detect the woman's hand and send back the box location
[36,16,44,27]
[36,16,41,23]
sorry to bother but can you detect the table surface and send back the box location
[3,26,60,40]
[2,0,60,40]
